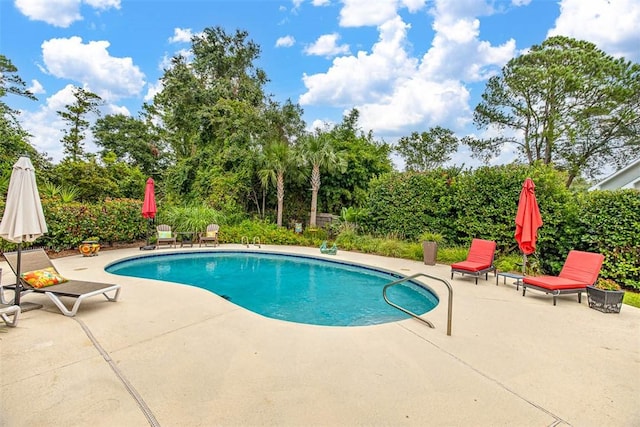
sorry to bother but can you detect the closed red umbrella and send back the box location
[515,177,543,273]
[141,178,156,249]
[142,177,156,219]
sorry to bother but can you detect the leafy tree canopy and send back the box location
[57,86,103,162]
[396,126,459,172]
[466,35,640,186]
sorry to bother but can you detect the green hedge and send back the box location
[361,164,639,290]
[577,190,640,290]
[0,197,147,252]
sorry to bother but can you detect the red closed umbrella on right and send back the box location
[515,178,543,274]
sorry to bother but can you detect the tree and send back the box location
[396,126,459,171]
[319,109,392,211]
[252,99,305,220]
[93,112,169,178]
[0,55,45,171]
[467,36,640,186]
[153,26,270,205]
[300,129,347,227]
[258,142,298,226]
[58,87,103,161]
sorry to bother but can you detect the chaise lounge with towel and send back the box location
[1,248,121,317]
[522,250,604,305]
[450,238,497,284]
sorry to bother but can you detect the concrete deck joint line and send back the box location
[74,318,161,427]
[399,323,568,426]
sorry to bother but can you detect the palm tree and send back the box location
[258,141,297,227]
[300,131,347,227]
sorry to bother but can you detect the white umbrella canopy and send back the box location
[0,156,48,306]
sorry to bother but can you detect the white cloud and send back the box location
[300,0,518,146]
[300,17,415,106]
[84,0,120,9]
[401,0,427,13]
[357,78,472,133]
[104,103,130,116]
[169,28,194,44]
[15,0,82,27]
[276,35,296,48]
[339,0,427,27]
[28,79,46,95]
[14,0,120,28]
[548,0,640,60]
[339,0,400,27]
[304,33,350,57]
[420,4,516,83]
[41,36,146,102]
[312,0,331,5]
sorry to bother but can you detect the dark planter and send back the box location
[586,286,624,314]
[422,241,437,266]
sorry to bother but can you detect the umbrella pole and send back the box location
[522,253,527,275]
[14,243,22,306]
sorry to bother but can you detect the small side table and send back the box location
[496,272,524,290]
[177,232,195,248]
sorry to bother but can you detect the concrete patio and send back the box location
[1,245,639,426]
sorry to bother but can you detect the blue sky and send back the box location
[1,0,639,171]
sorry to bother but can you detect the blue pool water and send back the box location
[106,252,439,326]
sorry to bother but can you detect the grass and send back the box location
[623,291,640,308]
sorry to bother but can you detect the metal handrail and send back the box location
[382,273,453,336]
[253,237,261,248]
[241,236,249,247]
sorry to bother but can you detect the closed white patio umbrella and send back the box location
[0,156,48,307]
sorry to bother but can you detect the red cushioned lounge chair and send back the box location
[450,239,497,285]
[522,250,604,306]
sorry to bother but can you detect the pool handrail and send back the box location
[382,273,453,336]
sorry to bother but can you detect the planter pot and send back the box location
[586,286,624,313]
[79,240,100,257]
[422,241,438,266]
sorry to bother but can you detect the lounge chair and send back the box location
[450,239,497,284]
[156,224,176,248]
[320,241,338,255]
[522,250,604,305]
[1,248,121,317]
[1,303,20,327]
[199,224,219,247]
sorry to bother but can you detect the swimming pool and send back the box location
[106,251,439,326]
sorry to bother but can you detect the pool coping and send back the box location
[2,244,639,426]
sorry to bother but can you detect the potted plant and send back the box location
[79,237,101,257]
[420,231,443,266]
[586,278,625,313]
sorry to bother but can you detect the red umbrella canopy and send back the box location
[142,178,157,219]
[515,178,543,255]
